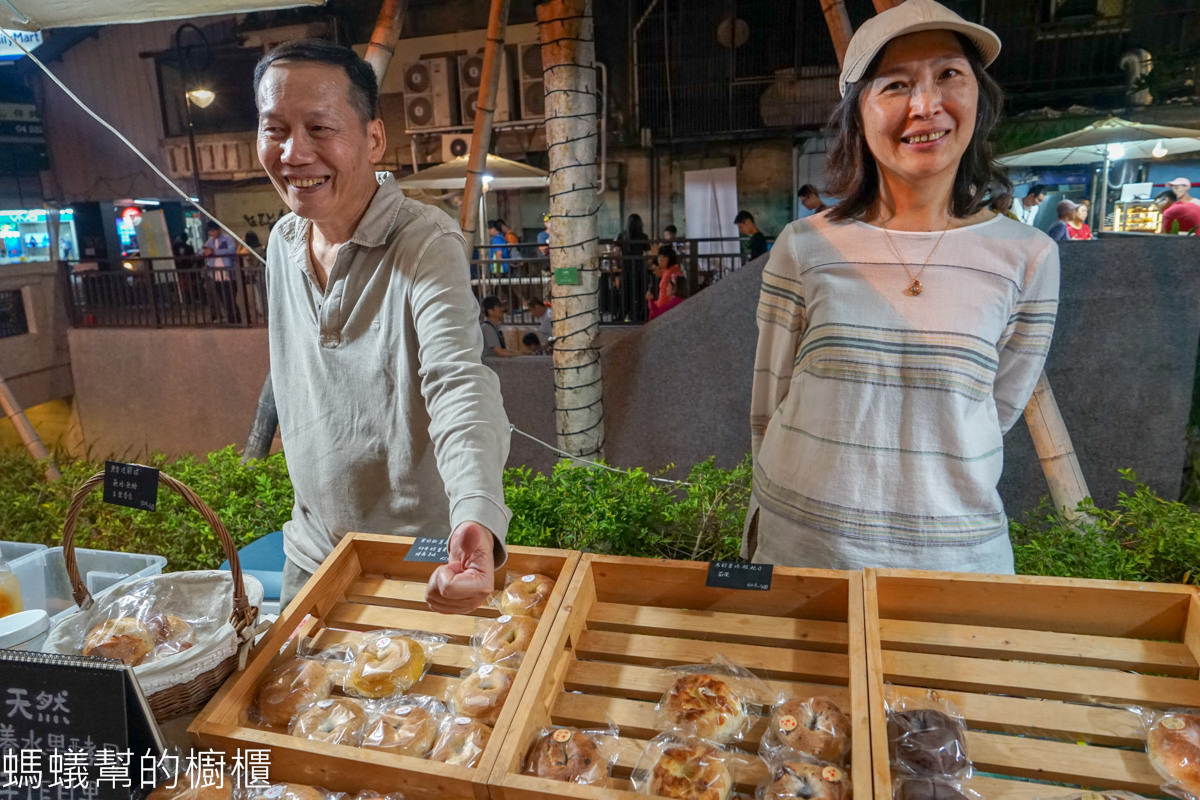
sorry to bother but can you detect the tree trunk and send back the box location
[538,0,604,460]
[1023,371,1091,519]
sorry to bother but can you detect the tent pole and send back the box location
[1098,152,1110,232]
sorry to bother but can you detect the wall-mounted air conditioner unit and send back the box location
[441,133,470,162]
[402,57,458,130]
[516,43,544,120]
[458,50,513,125]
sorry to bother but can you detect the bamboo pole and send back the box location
[1023,371,1091,518]
[458,0,512,256]
[820,0,855,63]
[539,0,604,460]
[363,0,408,81]
[0,374,60,482]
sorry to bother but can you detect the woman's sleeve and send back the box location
[993,240,1060,433]
[750,224,807,458]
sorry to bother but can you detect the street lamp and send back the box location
[174,23,215,203]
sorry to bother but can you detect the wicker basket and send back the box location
[60,470,259,721]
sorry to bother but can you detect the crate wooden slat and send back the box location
[489,554,870,800]
[865,569,1200,799]
[189,533,579,800]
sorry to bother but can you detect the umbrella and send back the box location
[997,117,1200,232]
[997,117,1200,167]
[394,155,549,191]
[2,0,320,30]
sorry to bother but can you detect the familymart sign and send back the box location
[0,29,43,62]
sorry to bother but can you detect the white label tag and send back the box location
[455,716,472,726]
[497,615,512,623]
[521,574,537,583]
[479,665,495,677]
[396,705,413,715]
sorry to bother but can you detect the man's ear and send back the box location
[367,117,386,163]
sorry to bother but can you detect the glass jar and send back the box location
[0,562,22,618]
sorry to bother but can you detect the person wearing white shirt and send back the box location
[1015,184,1046,226]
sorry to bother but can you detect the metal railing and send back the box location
[63,257,266,328]
[469,237,748,325]
[59,238,756,329]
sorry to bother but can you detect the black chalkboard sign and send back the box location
[103,461,159,512]
[0,650,164,799]
[706,560,773,591]
[404,537,450,564]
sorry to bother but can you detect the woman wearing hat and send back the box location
[746,0,1059,573]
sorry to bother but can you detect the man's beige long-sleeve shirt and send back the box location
[268,173,511,574]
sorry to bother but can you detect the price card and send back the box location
[404,537,450,563]
[706,560,772,591]
[102,461,159,512]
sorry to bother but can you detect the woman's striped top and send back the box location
[746,212,1059,573]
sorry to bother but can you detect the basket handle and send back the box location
[61,471,257,635]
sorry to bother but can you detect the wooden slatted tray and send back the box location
[189,533,580,800]
[865,568,1200,799]
[489,554,871,799]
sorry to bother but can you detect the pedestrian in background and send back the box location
[734,210,768,260]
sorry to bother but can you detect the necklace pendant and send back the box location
[906,279,923,296]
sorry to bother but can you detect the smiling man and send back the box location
[253,39,511,613]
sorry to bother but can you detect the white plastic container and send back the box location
[10,547,167,623]
[0,609,49,650]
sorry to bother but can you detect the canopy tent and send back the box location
[997,117,1200,167]
[1,0,322,30]
[998,117,1200,232]
[394,155,549,191]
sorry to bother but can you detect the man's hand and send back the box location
[425,522,495,614]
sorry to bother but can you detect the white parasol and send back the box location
[1,0,322,30]
[394,155,549,191]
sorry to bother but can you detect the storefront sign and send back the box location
[103,461,159,512]
[0,30,42,62]
[706,560,773,591]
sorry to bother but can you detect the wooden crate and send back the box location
[864,568,1200,799]
[489,554,871,800]
[189,533,580,800]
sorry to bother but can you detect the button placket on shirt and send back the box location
[318,244,356,349]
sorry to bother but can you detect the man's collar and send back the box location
[279,171,402,262]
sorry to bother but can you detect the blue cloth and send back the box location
[537,231,549,246]
[1047,221,1070,242]
[490,233,510,274]
[219,530,285,601]
[204,232,236,269]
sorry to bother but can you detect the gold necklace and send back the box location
[880,219,951,297]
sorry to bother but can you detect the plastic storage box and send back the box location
[11,546,167,623]
[0,541,46,564]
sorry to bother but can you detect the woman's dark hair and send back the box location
[658,245,679,267]
[626,213,646,240]
[244,231,262,248]
[1155,189,1176,208]
[254,38,379,123]
[825,33,1010,222]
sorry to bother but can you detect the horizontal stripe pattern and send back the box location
[748,213,1060,572]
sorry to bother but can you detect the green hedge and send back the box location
[0,448,1196,585]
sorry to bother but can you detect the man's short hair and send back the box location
[733,210,754,224]
[1056,199,1077,220]
[481,295,503,312]
[798,184,820,198]
[206,222,220,232]
[253,38,379,123]
[664,224,677,235]
[1028,184,1047,198]
[527,298,546,308]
